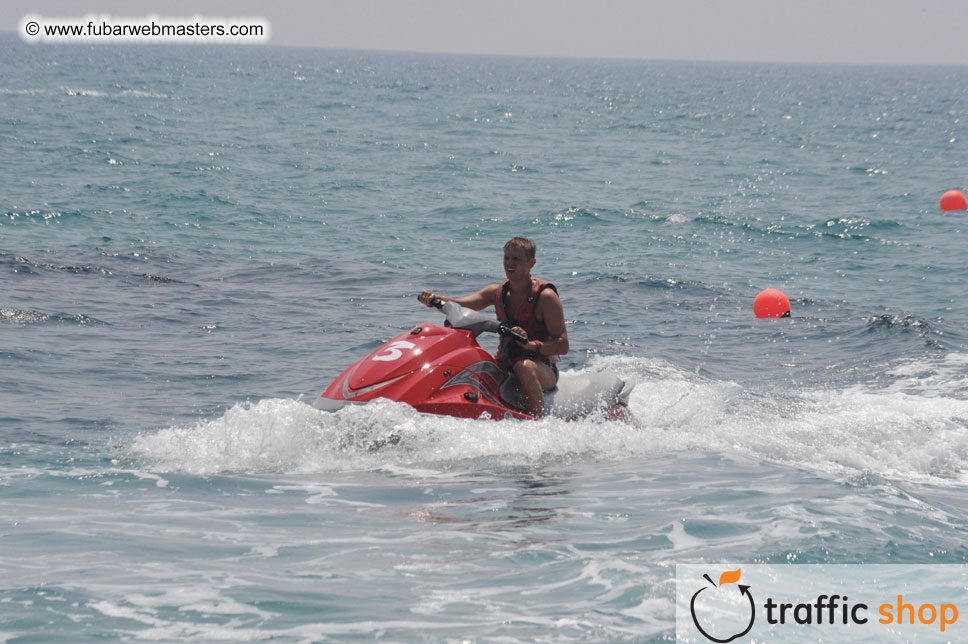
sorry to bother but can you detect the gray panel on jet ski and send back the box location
[500,372,627,418]
[312,396,357,412]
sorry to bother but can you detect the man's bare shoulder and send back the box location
[538,285,563,304]
[536,285,564,317]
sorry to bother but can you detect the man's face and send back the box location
[503,245,534,279]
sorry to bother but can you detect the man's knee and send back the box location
[514,359,555,391]
[513,359,538,380]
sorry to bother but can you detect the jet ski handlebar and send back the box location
[498,323,529,344]
[418,294,528,344]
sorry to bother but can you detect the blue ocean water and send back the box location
[3,33,968,641]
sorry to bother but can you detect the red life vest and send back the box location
[494,278,558,368]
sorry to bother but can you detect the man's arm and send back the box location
[531,289,569,356]
[419,284,498,311]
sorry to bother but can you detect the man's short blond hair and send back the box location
[504,237,536,261]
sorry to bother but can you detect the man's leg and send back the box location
[513,359,558,417]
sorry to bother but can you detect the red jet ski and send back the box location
[312,298,636,422]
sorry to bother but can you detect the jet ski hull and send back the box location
[313,304,635,423]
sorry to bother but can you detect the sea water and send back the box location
[2,33,968,642]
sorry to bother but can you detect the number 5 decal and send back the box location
[371,340,416,362]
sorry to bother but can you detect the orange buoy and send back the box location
[754,289,791,318]
[940,190,967,211]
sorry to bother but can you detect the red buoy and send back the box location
[754,289,791,318]
[940,190,967,211]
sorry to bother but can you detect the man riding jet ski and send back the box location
[419,236,565,417]
[312,237,635,423]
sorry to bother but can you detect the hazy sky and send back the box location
[4,0,968,65]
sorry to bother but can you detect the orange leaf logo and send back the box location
[718,568,741,586]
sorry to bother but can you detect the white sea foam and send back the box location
[119,89,170,99]
[0,88,46,95]
[885,352,968,398]
[63,87,107,97]
[130,355,968,484]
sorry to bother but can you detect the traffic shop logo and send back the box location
[680,565,963,642]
